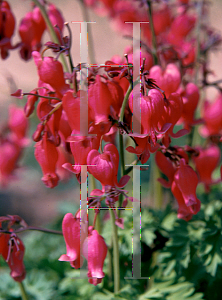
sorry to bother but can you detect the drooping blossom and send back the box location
[37,98,62,146]
[0,233,26,282]
[193,145,221,192]
[88,75,114,125]
[0,140,21,187]
[199,93,222,138]
[149,64,181,98]
[87,143,130,191]
[8,105,29,146]
[19,6,46,60]
[155,151,177,188]
[172,158,201,220]
[178,83,200,129]
[160,92,187,146]
[0,1,16,59]
[83,226,107,285]
[32,51,69,98]
[128,87,171,144]
[126,136,159,164]
[34,132,59,188]
[63,132,100,182]
[59,213,87,269]
[167,13,196,45]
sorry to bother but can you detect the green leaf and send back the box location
[142,229,156,246]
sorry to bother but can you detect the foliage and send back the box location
[1,184,221,299]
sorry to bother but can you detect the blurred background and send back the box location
[0,0,222,226]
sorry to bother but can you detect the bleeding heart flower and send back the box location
[19,7,46,60]
[155,151,177,188]
[34,132,59,188]
[0,140,21,187]
[0,233,26,282]
[0,1,16,59]
[149,64,181,97]
[178,83,200,129]
[193,145,221,191]
[129,87,171,144]
[172,158,201,219]
[8,105,29,146]
[59,213,87,269]
[87,143,130,191]
[32,51,69,98]
[83,226,107,286]
[199,93,222,138]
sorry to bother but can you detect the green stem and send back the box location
[147,0,158,65]
[110,209,120,294]
[18,282,28,300]
[24,93,61,102]
[107,246,113,287]
[0,227,62,235]
[31,0,69,73]
[150,156,162,209]
[119,81,136,123]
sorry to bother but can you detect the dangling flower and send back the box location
[0,1,16,59]
[83,226,107,286]
[199,93,222,138]
[0,233,26,282]
[87,143,130,191]
[63,132,100,182]
[178,83,201,130]
[155,151,176,188]
[0,140,21,187]
[172,158,201,220]
[88,75,113,125]
[129,87,171,144]
[59,213,87,269]
[149,64,181,98]
[8,105,29,146]
[32,51,69,98]
[193,145,221,192]
[34,132,59,188]
[19,7,46,60]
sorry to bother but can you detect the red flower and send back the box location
[32,51,69,98]
[167,13,196,45]
[149,64,181,98]
[48,4,64,32]
[83,226,107,285]
[34,133,59,188]
[87,144,130,191]
[155,151,176,188]
[172,158,201,220]
[59,213,87,269]
[88,75,113,125]
[8,105,29,145]
[129,87,171,144]
[0,233,26,282]
[199,93,222,137]
[178,83,200,129]
[63,132,100,182]
[0,1,15,59]
[193,145,221,191]
[19,7,46,60]
[0,140,21,187]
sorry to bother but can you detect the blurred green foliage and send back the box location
[0,184,221,300]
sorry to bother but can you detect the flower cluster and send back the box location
[0,105,28,186]
[0,1,64,60]
[0,215,26,282]
[3,0,222,288]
